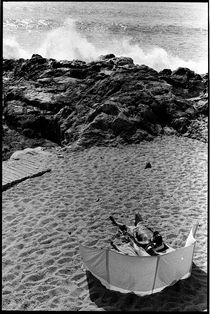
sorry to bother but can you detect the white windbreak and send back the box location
[79,224,197,296]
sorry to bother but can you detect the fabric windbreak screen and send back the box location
[108,249,158,292]
[154,244,194,289]
[80,244,158,293]
[79,245,107,281]
[79,240,195,295]
[185,227,197,247]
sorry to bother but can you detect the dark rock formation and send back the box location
[3,54,208,158]
[159,67,205,98]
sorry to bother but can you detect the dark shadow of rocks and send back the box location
[86,263,207,311]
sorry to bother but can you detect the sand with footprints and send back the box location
[2,135,207,311]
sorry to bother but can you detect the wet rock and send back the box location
[130,129,154,143]
[14,55,48,80]
[77,126,107,148]
[3,59,16,72]
[99,54,115,60]
[86,101,119,124]
[159,69,172,76]
[160,67,205,97]
[163,126,177,136]
[31,54,45,60]
[112,112,136,135]
[185,117,207,142]
[100,101,120,115]
[89,113,114,131]
[52,59,87,69]
[112,56,134,66]
[190,96,208,116]
[171,117,191,134]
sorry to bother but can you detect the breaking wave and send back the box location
[3,18,208,74]
[3,37,30,59]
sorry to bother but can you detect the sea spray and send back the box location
[114,39,208,73]
[3,37,31,59]
[3,18,207,74]
[38,18,101,61]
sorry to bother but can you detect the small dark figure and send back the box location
[145,162,152,169]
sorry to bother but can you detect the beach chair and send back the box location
[79,223,198,296]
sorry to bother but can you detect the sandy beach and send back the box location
[2,135,207,311]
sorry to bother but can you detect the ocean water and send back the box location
[3,2,208,73]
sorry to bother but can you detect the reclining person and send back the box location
[109,214,166,256]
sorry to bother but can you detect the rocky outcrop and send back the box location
[159,67,206,98]
[3,54,208,157]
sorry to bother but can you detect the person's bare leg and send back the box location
[134,213,154,233]
[134,213,144,226]
[109,216,127,232]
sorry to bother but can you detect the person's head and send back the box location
[135,230,149,242]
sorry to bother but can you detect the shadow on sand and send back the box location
[86,263,207,311]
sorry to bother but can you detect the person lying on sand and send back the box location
[109,214,166,256]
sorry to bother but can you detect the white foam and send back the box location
[3,18,208,74]
[38,18,100,61]
[3,37,31,59]
[112,38,208,73]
